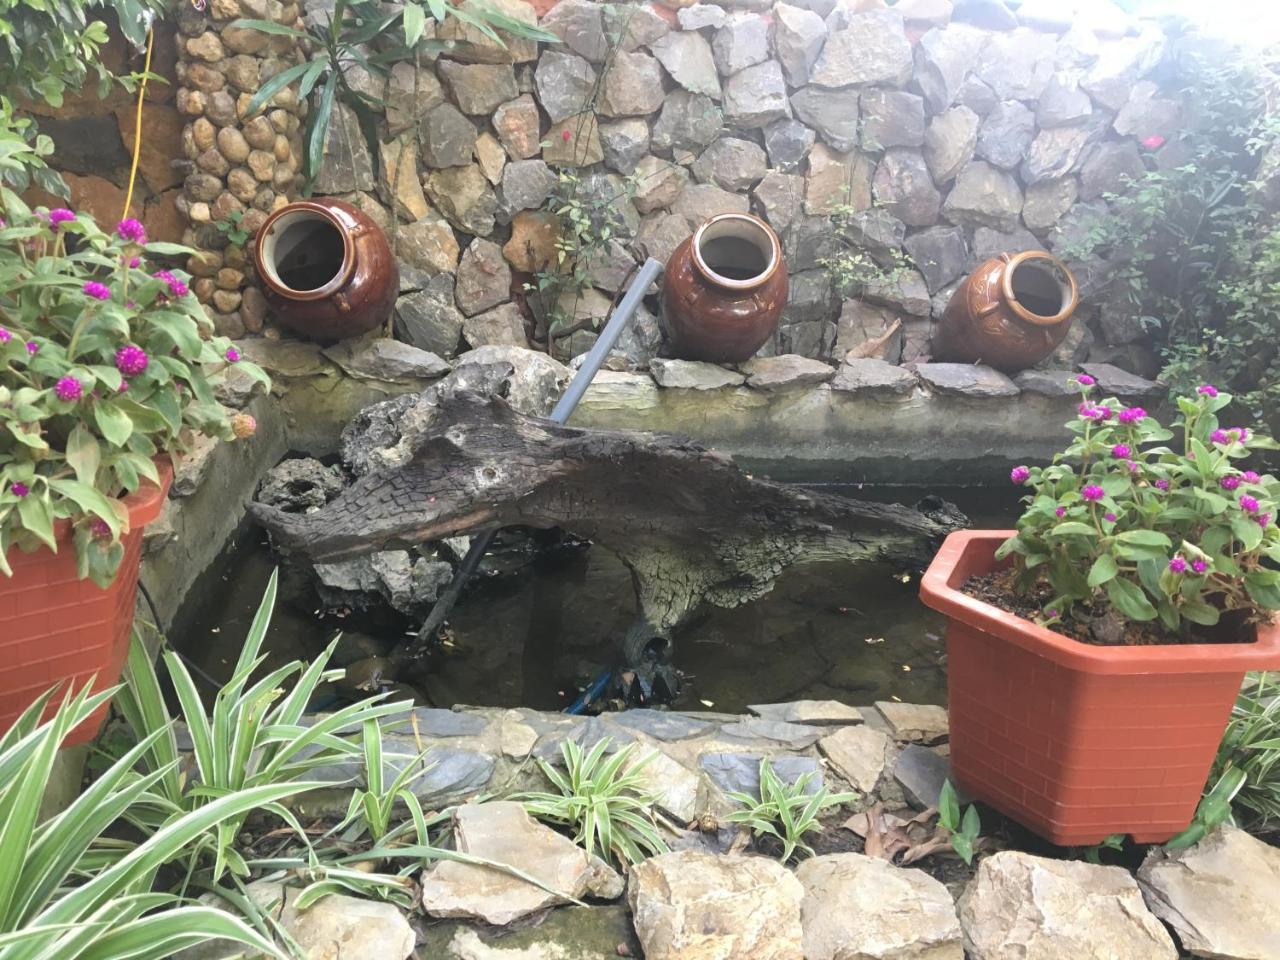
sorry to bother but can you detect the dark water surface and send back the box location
[170,485,1019,713]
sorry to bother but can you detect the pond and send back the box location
[170,485,1019,714]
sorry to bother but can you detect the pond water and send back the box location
[170,485,1019,714]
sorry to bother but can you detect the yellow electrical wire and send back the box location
[121,26,156,221]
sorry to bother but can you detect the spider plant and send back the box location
[725,757,857,862]
[0,685,294,960]
[520,737,670,867]
[1210,671,1280,828]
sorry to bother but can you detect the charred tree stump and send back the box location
[250,393,957,640]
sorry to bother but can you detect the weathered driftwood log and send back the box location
[250,393,954,631]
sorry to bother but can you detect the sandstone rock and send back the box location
[811,9,912,89]
[805,144,874,215]
[679,3,728,29]
[819,723,895,791]
[764,119,816,169]
[534,50,596,124]
[1037,74,1093,129]
[544,113,604,167]
[425,165,497,234]
[421,802,622,926]
[439,61,517,116]
[790,87,859,154]
[600,118,651,174]
[712,13,771,76]
[379,135,430,221]
[628,852,804,960]
[650,358,745,389]
[598,50,665,118]
[903,226,967,294]
[799,854,963,960]
[773,3,827,86]
[437,0,539,63]
[455,238,511,317]
[914,23,985,114]
[473,132,506,187]
[493,94,542,159]
[835,300,903,361]
[396,275,464,356]
[1020,124,1091,185]
[540,0,607,61]
[651,31,722,99]
[860,89,925,150]
[633,155,690,213]
[462,303,527,349]
[942,160,1022,231]
[872,149,941,227]
[960,852,1177,960]
[500,158,556,215]
[671,181,750,227]
[976,100,1035,171]
[691,138,767,191]
[651,91,723,155]
[924,105,979,184]
[741,354,834,389]
[1078,140,1145,200]
[875,701,948,742]
[386,62,445,135]
[421,103,478,168]
[396,217,461,275]
[917,362,1018,396]
[1021,177,1078,232]
[503,210,558,272]
[724,60,790,129]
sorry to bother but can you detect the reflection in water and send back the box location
[172,485,1018,713]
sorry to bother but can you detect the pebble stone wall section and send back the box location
[174,0,309,339]
[202,0,1190,375]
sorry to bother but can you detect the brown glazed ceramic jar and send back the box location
[252,198,399,341]
[661,213,789,363]
[933,251,1079,372]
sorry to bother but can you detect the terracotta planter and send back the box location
[0,460,173,744]
[252,198,399,342]
[661,213,788,363]
[920,530,1280,846]
[933,251,1078,372]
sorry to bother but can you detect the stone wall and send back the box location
[217,0,1197,380]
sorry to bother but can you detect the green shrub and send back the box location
[725,757,856,862]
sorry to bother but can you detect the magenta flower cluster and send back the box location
[225,347,241,362]
[1117,406,1146,424]
[115,344,149,377]
[9,482,29,498]
[54,376,83,402]
[1168,556,1187,573]
[1221,475,1242,491]
[1240,495,1261,514]
[0,327,10,343]
[116,218,147,244]
[1010,465,1031,484]
[83,281,111,301]
[47,208,75,228]
[1111,444,1131,459]
[1198,384,1219,397]
[1074,374,1095,386]
[1081,485,1106,502]
[153,270,189,298]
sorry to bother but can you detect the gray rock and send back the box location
[843,208,907,260]
[314,551,454,615]
[650,91,723,155]
[1137,825,1280,960]
[811,9,912,89]
[1113,81,1181,140]
[1078,361,1163,398]
[904,226,968,294]
[976,100,1035,171]
[691,137,767,191]
[606,0,670,51]
[917,362,1019,396]
[534,50,596,124]
[424,165,498,235]
[893,743,951,809]
[1082,30,1166,110]
[634,211,693,266]
[952,0,1017,29]
[599,118,651,175]
[454,238,511,317]
[942,160,1022,231]
[670,181,750,227]
[773,3,827,86]
[1014,369,1079,396]
[535,716,637,761]
[753,170,805,231]
[386,707,488,738]
[584,238,644,294]
[1037,74,1093,128]
[679,2,727,29]
[338,394,417,477]
[650,357,745,389]
[437,60,517,115]
[540,0,607,62]
[421,103,477,168]
[805,143,875,215]
[500,158,556,215]
[970,225,1043,266]
[790,86,859,153]
[255,457,346,512]
[385,61,445,135]
[1020,124,1091,185]
[712,13,771,76]
[780,319,837,359]
[749,700,863,725]
[831,357,917,395]
[614,303,663,366]
[462,302,527,348]
[1021,177,1078,232]
[321,337,451,382]
[453,345,571,416]
[700,752,823,798]
[956,74,998,117]
[723,59,791,129]
[313,102,374,193]
[610,709,716,741]
[860,89,925,151]
[720,718,826,749]
[924,104,979,184]
[651,31,722,99]
[799,854,963,960]
[914,24,986,114]
[975,28,1057,101]
[961,853,1178,960]
[1078,140,1145,200]
[421,802,622,925]
[862,267,931,317]
[783,268,837,324]
[634,154,690,213]
[763,119,816,168]
[597,49,665,118]
[872,148,941,228]
[835,299,904,361]
[819,724,895,793]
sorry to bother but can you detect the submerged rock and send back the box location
[313,550,453,615]
[256,457,347,513]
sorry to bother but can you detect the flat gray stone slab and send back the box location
[650,358,746,389]
[1014,368,1080,396]
[719,718,825,749]
[892,743,953,810]
[831,358,918,395]
[700,752,822,799]
[749,700,864,726]
[741,355,835,390]
[916,362,1020,397]
[611,709,718,742]
[535,716,637,761]
[1079,362,1165,398]
[874,701,949,743]
[381,707,488,738]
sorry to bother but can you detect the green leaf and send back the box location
[1231,513,1264,551]
[403,2,426,46]
[1180,600,1221,626]
[1116,530,1173,548]
[1106,577,1158,621]
[306,73,338,183]
[938,780,960,831]
[65,425,100,486]
[227,18,311,38]
[1245,573,1280,609]
[243,60,314,118]
[1087,553,1118,587]
[17,494,56,550]
[94,403,134,448]
[1051,521,1096,536]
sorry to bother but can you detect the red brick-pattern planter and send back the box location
[921,530,1280,846]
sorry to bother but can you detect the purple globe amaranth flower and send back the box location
[0,327,10,343]
[90,517,111,538]
[1258,512,1273,528]
[128,256,141,269]
[1240,494,1261,514]
[1118,406,1147,424]
[1096,406,1114,421]
[47,208,75,227]
[1010,465,1031,484]
[25,341,38,355]
[1104,512,1117,522]
[1155,479,1170,491]
[1169,556,1188,573]
[225,346,241,362]
[9,482,29,498]
[1221,475,1242,491]
[1046,608,1059,618]
[1211,428,1229,444]
[1192,559,1209,573]
[1243,471,1262,484]
[1082,485,1106,502]
[1198,384,1219,397]
[1075,374,1096,386]
[83,281,111,301]
[152,269,189,298]
[1112,444,1132,458]
[1125,459,1141,475]
[54,376,83,401]
[114,344,149,377]
[116,218,147,244]
[1055,506,1066,517]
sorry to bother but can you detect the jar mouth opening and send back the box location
[692,214,779,292]
[256,205,354,301]
[1003,252,1077,326]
